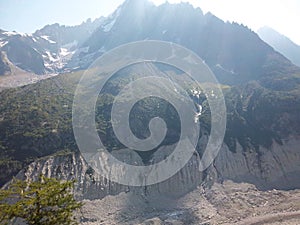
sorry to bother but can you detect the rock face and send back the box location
[0,18,103,75]
[10,138,300,225]
[2,36,46,74]
[14,146,202,201]
[0,51,10,75]
[12,135,300,202]
[213,136,300,190]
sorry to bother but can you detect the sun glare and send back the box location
[150,0,166,5]
[149,0,200,7]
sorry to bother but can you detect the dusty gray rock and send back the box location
[213,136,300,190]
[14,144,203,201]
[7,136,300,224]
[13,135,300,201]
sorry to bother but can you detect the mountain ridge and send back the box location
[0,18,104,75]
[0,0,299,89]
[258,26,300,67]
[70,0,300,87]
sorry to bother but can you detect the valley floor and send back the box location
[78,180,300,225]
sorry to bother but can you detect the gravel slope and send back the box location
[77,180,300,224]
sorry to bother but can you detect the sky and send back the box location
[0,0,300,45]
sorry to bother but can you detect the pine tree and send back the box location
[0,175,82,225]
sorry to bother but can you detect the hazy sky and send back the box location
[0,0,299,45]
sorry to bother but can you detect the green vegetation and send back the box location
[224,81,300,152]
[0,72,81,186]
[0,175,82,225]
[0,64,300,185]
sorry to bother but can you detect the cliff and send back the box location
[11,134,300,202]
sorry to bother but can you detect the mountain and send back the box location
[258,26,300,67]
[73,0,299,87]
[1,0,300,187]
[0,18,103,75]
[1,0,300,223]
[1,0,299,90]
[34,18,104,47]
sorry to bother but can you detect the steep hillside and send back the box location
[2,35,46,74]
[10,151,300,224]
[0,52,10,75]
[0,61,299,188]
[258,26,300,67]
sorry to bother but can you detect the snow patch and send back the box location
[108,5,121,20]
[43,47,75,71]
[216,64,235,74]
[60,48,71,56]
[44,51,57,62]
[41,35,56,44]
[3,31,18,36]
[191,88,202,98]
[102,6,121,32]
[103,19,116,32]
[99,46,105,52]
[0,41,8,48]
